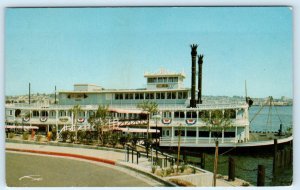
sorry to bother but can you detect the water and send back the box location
[171,106,293,186]
[249,106,293,133]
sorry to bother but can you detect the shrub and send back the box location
[61,130,69,142]
[68,131,75,143]
[180,164,187,173]
[110,133,119,147]
[22,132,29,140]
[51,129,57,141]
[242,182,250,186]
[8,133,15,139]
[119,135,129,147]
[36,135,43,142]
[151,165,157,174]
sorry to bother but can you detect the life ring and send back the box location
[23,117,30,122]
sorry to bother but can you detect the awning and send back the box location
[119,127,160,133]
[5,125,39,129]
[109,108,147,114]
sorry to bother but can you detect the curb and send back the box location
[6,139,126,153]
[116,162,177,187]
[6,148,116,165]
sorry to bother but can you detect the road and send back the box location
[6,152,155,187]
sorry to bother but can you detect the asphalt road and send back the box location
[6,152,153,187]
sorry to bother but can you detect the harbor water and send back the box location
[170,106,293,186]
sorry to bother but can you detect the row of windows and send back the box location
[115,91,188,100]
[147,77,179,83]
[172,109,236,119]
[174,130,235,137]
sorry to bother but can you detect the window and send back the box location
[175,130,185,136]
[163,111,171,118]
[148,78,155,83]
[125,93,133,100]
[156,92,161,99]
[158,77,163,83]
[9,110,13,116]
[149,93,154,99]
[199,131,210,137]
[187,130,196,137]
[173,77,178,82]
[199,111,210,118]
[174,111,185,118]
[178,92,183,99]
[115,93,123,100]
[168,77,173,82]
[172,92,176,99]
[135,93,144,100]
[211,110,223,119]
[186,111,197,118]
[163,77,168,82]
[224,132,235,138]
[161,92,165,99]
[145,93,149,99]
[166,130,170,136]
[224,109,236,119]
[167,92,172,99]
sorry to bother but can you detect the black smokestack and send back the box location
[190,44,198,108]
[29,82,31,104]
[198,54,204,104]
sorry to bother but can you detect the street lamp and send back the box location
[152,114,161,164]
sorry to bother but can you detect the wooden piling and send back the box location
[273,139,278,175]
[228,157,235,181]
[257,165,265,186]
[280,149,285,168]
[201,153,205,169]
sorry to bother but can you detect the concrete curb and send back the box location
[116,162,177,187]
[6,139,126,153]
[6,148,116,165]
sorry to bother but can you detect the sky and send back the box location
[5,7,293,98]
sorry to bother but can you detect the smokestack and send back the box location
[29,82,31,104]
[198,54,204,104]
[190,44,198,108]
[55,86,57,104]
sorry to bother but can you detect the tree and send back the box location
[202,110,233,186]
[69,105,82,142]
[137,100,158,140]
[88,105,109,145]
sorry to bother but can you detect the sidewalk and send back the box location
[5,141,237,187]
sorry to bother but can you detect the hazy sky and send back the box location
[5,7,292,98]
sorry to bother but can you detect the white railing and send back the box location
[160,137,236,146]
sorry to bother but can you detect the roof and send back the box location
[119,128,160,133]
[6,125,39,129]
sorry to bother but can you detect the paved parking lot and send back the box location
[6,152,152,187]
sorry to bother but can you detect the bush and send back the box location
[180,164,187,173]
[119,135,129,147]
[22,132,29,140]
[68,131,75,143]
[36,135,43,142]
[8,133,15,139]
[151,165,157,174]
[61,130,69,142]
[110,133,119,147]
[51,129,57,141]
